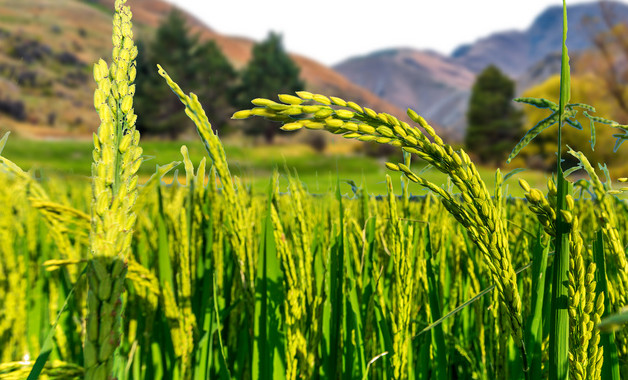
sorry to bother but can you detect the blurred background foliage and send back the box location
[2,0,628,186]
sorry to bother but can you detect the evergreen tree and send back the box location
[194,40,237,130]
[235,32,305,143]
[135,10,236,139]
[465,65,523,164]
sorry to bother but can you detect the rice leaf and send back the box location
[374,301,393,377]
[324,173,346,378]
[525,229,550,380]
[414,256,537,339]
[593,230,621,379]
[213,275,232,380]
[503,168,526,183]
[27,266,86,380]
[156,187,173,288]
[0,131,9,155]
[563,164,583,178]
[361,352,388,380]
[425,227,447,380]
[193,194,215,380]
[253,178,285,379]
[346,276,365,377]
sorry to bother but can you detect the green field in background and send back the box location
[2,136,550,197]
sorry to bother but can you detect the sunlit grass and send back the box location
[1,136,551,197]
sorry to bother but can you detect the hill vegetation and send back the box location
[0,0,404,140]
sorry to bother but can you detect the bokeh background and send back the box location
[2,0,628,195]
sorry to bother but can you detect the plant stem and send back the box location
[549,2,571,379]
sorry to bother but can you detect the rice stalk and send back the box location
[233,94,526,362]
[384,175,416,380]
[567,199,604,380]
[85,0,142,377]
[157,66,258,341]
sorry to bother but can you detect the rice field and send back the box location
[2,0,628,379]
[3,154,625,380]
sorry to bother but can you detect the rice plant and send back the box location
[1,0,628,379]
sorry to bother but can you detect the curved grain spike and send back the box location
[514,97,558,110]
[567,102,596,112]
[507,111,559,163]
[86,1,142,377]
[583,112,625,127]
[565,118,583,130]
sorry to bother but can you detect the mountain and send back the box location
[95,0,407,120]
[515,52,564,94]
[451,31,528,78]
[0,0,404,138]
[334,49,474,140]
[453,1,628,77]
[334,1,628,141]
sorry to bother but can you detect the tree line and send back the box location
[134,10,303,143]
[137,9,628,168]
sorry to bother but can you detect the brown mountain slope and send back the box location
[335,49,474,140]
[0,0,114,137]
[95,0,407,117]
[0,0,410,139]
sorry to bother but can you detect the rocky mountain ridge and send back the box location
[334,1,628,141]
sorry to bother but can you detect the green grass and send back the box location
[0,136,549,197]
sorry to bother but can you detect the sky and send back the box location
[164,0,615,66]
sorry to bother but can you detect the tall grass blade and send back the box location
[361,352,388,380]
[0,132,9,155]
[327,174,346,378]
[27,266,85,380]
[503,168,526,183]
[525,230,550,380]
[425,227,447,380]
[156,187,173,287]
[415,260,536,339]
[253,179,285,379]
[593,230,621,379]
[549,2,571,380]
[193,194,215,380]
[213,275,232,380]
[345,278,362,378]
[374,301,393,377]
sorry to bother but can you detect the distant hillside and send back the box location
[453,1,628,77]
[95,0,408,123]
[334,1,628,141]
[0,0,404,138]
[334,49,474,140]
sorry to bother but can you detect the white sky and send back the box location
[164,0,619,66]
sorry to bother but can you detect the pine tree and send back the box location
[235,32,304,143]
[135,10,236,138]
[194,40,237,130]
[465,65,523,164]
